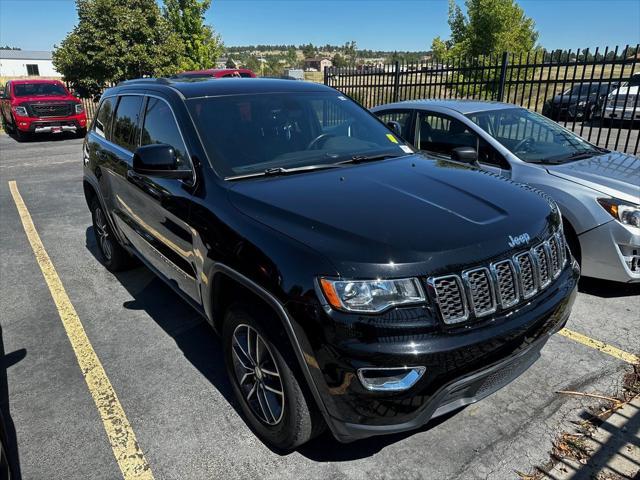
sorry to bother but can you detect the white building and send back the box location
[0,50,62,77]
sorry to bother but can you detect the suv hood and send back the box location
[546,151,640,203]
[228,156,555,277]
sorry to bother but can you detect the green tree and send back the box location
[53,0,183,93]
[163,0,223,70]
[286,47,298,67]
[332,53,347,68]
[225,57,237,68]
[302,43,317,59]
[431,0,538,59]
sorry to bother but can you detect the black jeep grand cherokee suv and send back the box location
[83,78,579,450]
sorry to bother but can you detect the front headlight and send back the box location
[75,103,84,114]
[598,198,640,228]
[577,100,586,107]
[14,105,28,116]
[319,277,426,313]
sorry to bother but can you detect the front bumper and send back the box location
[579,220,640,283]
[13,114,87,133]
[288,262,579,442]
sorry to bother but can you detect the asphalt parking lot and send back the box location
[0,132,638,480]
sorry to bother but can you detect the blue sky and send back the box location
[0,0,639,52]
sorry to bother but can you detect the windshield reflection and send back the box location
[467,108,604,164]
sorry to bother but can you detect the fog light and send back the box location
[357,366,425,392]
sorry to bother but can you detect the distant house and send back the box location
[304,57,332,72]
[0,50,62,77]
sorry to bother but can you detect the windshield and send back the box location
[466,108,603,164]
[187,92,409,177]
[13,82,67,97]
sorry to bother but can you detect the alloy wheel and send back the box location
[94,207,113,261]
[231,324,285,425]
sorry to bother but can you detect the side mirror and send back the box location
[73,91,81,98]
[386,120,402,136]
[451,146,479,165]
[132,144,192,180]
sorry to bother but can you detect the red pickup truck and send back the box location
[0,79,88,141]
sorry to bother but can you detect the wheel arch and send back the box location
[206,264,336,437]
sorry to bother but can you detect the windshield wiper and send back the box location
[338,153,403,165]
[541,150,602,164]
[226,163,343,180]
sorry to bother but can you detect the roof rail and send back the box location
[116,78,172,87]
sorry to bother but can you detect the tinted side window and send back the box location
[418,112,509,169]
[94,97,115,139]
[416,112,476,155]
[375,110,413,141]
[141,98,189,170]
[112,96,143,151]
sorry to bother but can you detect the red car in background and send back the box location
[172,68,257,80]
[0,79,88,141]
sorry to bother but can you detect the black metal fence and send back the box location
[325,45,640,155]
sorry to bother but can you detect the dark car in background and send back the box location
[82,78,578,450]
[542,82,615,121]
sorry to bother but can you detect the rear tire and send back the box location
[76,127,87,138]
[90,198,135,272]
[223,304,324,451]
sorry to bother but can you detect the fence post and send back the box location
[393,61,401,102]
[323,66,329,85]
[497,52,509,101]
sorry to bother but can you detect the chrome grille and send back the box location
[547,236,561,278]
[430,275,468,324]
[428,231,568,325]
[462,268,496,317]
[533,244,551,288]
[491,260,519,308]
[515,252,537,298]
[555,231,567,268]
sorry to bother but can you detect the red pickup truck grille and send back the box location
[30,103,74,118]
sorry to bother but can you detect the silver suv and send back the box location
[373,100,640,283]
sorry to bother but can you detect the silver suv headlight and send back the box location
[598,198,640,229]
[319,277,426,313]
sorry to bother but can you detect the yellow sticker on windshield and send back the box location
[386,133,399,144]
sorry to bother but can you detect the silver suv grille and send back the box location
[429,231,567,325]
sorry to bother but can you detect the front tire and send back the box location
[223,305,324,451]
[90,198,135,271]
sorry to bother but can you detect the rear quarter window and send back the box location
[94,97,115,139]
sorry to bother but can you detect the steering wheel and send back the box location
[513,136,535,153]
[307,133,335,150]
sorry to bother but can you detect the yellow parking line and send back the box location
[8,181,154,480]
[559,328,639,364]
